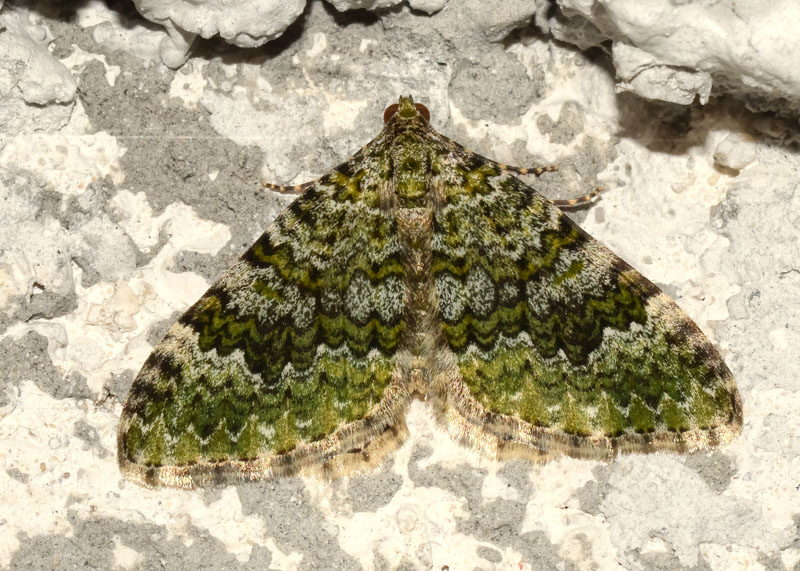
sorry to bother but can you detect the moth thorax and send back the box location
[390,134,431,208]
[395,208,433,248]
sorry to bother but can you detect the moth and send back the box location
[118,96,742,488]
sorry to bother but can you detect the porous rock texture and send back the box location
[1,0,798,569]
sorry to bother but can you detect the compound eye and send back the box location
[383,102,431,123]
[383,103,399,123]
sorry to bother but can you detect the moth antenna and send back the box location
[550,186,604,207]
[499,164,559,177]
[263,178,319,195]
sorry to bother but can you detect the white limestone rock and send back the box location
[612,42,712,105]
[0,216,75,316]
[131,0,306,67]
[407,0,447,14]
[0,8,76,105]
[713,133,757,172]
[538,0,800,112]
[0,7,76,135]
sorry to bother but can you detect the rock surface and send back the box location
[129,0,800,114]
[0,0,798,569]
[542,0,800,112]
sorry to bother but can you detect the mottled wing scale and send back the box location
[118,148,413,488]
[424,145,741,460]
[118,96,741,488]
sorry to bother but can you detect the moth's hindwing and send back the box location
[118,169,411,488]
[118,95,741,488]
[428,158,741,460]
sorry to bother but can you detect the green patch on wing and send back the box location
[119,172,403,470]
[433,161,739,440]
[118,95,741,488]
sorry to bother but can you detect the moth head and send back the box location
[384,96,430,124]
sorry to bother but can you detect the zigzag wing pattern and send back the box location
[428,149,742,460]
[118,152,411,488]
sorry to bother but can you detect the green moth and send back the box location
[118,96,742,488]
